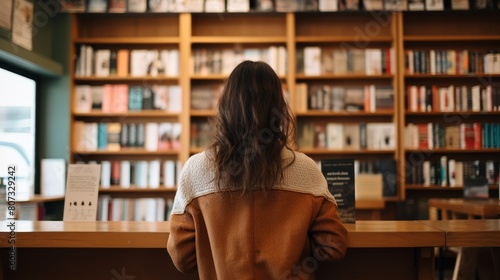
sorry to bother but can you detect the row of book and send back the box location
[74,84,182,113]
[406,84,500,113]
[191,46,287,76]
[298,122,396,150]
[73,121,182,151]
[61,0,500,14]
[297,47,395,76]
[405,122,500,150]
[191,84,223,110]
[406,158,499,189]
[404,49,500,75]
[76,46,180,77]
[95,159,181,188]
[295,83,394,112]
[97,197,173,221]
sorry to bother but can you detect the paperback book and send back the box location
[321,158,356,223]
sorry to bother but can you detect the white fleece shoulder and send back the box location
[170,150,336,215]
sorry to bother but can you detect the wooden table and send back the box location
[427,199,500,280]
[0,220,445,280]
[428,198,500,220]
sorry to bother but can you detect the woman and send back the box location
[167,60,348,279]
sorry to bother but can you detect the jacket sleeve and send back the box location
[309,199,348,262]
[167,211,197,273]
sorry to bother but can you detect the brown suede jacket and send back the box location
[167,150,348,280]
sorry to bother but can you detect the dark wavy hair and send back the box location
[207,60,296,192]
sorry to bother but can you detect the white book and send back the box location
[41,158,66,196]
[166,49,180,76]
[164,160,176,188]
[74,85,92,113]
[168,0,186,11]
[204,0,225,12]
[94,49,110,77]
[134,161,149,188]
[303,46,322,76]
[365,48,382,75]
[120,161,131,188]
[98,195,110,221]
[145,122,159,151]
[130,50,150,76]
[423,161,431,186]
[100,161,111,188]
[168,85,182,112]
[277,46,287,76]
[319,0,338,10]
[148,160,161,188]
[156,198,166,221]
[111,198,123,221]
[326,123,344,150]
[134,198,148,221]
[185,0,204,11]
[85,122,98,151]
[145,198,158,221]
[448,159,456,187]
[427,122,434,149]
[471,85,481,112]
[267,46,279,74]
[128,0,147,11]
[227,0,250,12]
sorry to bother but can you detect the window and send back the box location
[0,67,36,200]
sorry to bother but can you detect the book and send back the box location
[60,0,86,12]
[204,0,225,11]
[128,0,148,11]
[148,0,169,11]
[463,161,489,200]
[74,85,92,113]
[40,158,66,196]
[319,0,339,10]
[321,158,356,223]
[425,0,444,10]
[227,0,250,12]
[87,0,108,12]
[108,0,127,12]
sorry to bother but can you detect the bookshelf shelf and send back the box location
[72,111,181,118]
[404,149,500,154]
[74,76,180,82]
[191,36,287,44]
[74,150,180,155]
[295,111,395,117]
[74,37,180,44]
[405,112,500,116]
[295,74,394,80]
[15,195,66,203]
[295,36,393,43]
[403,35,500,42]
[404,74,500,79]
[190,110,215,117]
[299,149,396,155]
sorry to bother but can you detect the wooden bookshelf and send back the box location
[400,10,500,204]
[68,10,500,221]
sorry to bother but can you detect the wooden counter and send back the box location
[0,220,445,280]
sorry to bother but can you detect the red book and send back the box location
[473,123,482,149]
